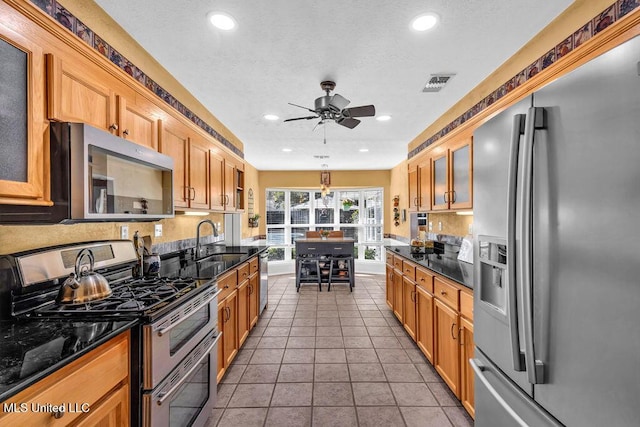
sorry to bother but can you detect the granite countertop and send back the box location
[0,318,137,402]
[159,244,269,281]
[386,246,474,289]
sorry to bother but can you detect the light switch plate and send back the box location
[154,224,163,237]
[120,225,129,239]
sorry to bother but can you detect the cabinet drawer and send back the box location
[237,262,250,284]
[392,255,403,270]
[460,290,473,321]
[386,252,394,266]
[415,267,434,293]
[218,269,238,300]
[402,260,416,281]
[249,257,259,275]
[0,332,129,427]
[434,277,460,310]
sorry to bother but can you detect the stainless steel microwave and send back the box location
[0,122,174,223]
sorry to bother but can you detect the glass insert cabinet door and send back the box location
[450,138,473,209]
[432,153,448,210]
[0,27,46,202]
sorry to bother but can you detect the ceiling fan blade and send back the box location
[283,115,319,122]
[329,94,350,111]
[336,117,361,129]
[288,102,317,113]
[342,105,376,118]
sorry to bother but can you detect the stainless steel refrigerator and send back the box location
[472,34,640,427]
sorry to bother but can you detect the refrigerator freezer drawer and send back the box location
[473,349,561,427]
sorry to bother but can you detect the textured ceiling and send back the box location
[94,0,573,170]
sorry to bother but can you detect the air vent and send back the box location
[422,74,455,92]
[313,155,330,159]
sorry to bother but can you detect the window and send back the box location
[265,188,384,263]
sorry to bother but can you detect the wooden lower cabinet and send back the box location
[217,289,238,382]
[385,264,394,309]
[402,276,417,340]
[0,331,130,427]
[393,268,403,322]
[434,299,460,398]
[416,284,434,364]
[459,316,475,418]
[237,279,250,347]
[74,384,129,427]
[249,272,259,328]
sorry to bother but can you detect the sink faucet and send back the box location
[195,220,218,258]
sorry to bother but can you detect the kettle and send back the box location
[56,248,113,304]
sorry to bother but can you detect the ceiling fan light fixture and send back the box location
[263,114,279,121]
[376,115,392,121]
[208,12,236,30]
[411,13,439,32]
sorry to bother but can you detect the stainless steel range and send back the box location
[0,240,221,427]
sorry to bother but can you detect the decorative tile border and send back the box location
[408,0,639,159]
[29,0,244,159]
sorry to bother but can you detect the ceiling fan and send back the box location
[284,81,376,129]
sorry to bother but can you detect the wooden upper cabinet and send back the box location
[409,160,432,212]
[408,163,419,212]
[209,150,225,210]
[116,95,159,150]
[159,119,189,208]
[188,136,210,209]
[0,24,47,204]
[449,137,473,210]
[431,136,473,211]
[223,156,245,211]
[46,53,115,132]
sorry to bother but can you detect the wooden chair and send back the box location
[305,231,321,238]
[327,230,344,238]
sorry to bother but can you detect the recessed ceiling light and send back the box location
[376,115,392,121]
[264,114,279,121]
[359,148,369,152]
[208,12,236,30]
[282,148,292,152]
[411,13,439,32]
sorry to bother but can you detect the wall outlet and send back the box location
[428,221,433,231]
[120,225,129,239]
[438,221,443,231]
[154,224,163,237]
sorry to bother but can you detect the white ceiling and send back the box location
[94,0,573,170]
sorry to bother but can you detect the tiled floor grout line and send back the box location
[210,274,473,426]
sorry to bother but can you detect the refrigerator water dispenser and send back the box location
[477,237,507,316]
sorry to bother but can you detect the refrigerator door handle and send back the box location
[520,106,546,384]
[470,358,529,427]
[507,113,527,372]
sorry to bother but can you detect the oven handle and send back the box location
[157,289,221,337]
[157,333,221,405]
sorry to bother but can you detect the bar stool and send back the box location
[327,255,353,292]
[296,255,322,292]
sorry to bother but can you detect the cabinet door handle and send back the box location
[414,197,419,207]
[248,284,252,295]
[451,190,457,203]
[440,290,447,296]
[443,192,448,203]
[123,128,130,137]
[451,322,457,340]
[459,327,464,346]
[189,187,196,201]
[52,411,64,419]
[109,123,118,131]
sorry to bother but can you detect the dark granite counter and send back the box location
[159,244,269,280]
[386,246,474,289]
[0,319,137,402]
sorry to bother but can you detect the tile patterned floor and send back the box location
[207,274,474,427]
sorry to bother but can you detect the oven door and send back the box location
[143,330,220,427]
[143,286,220,389]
